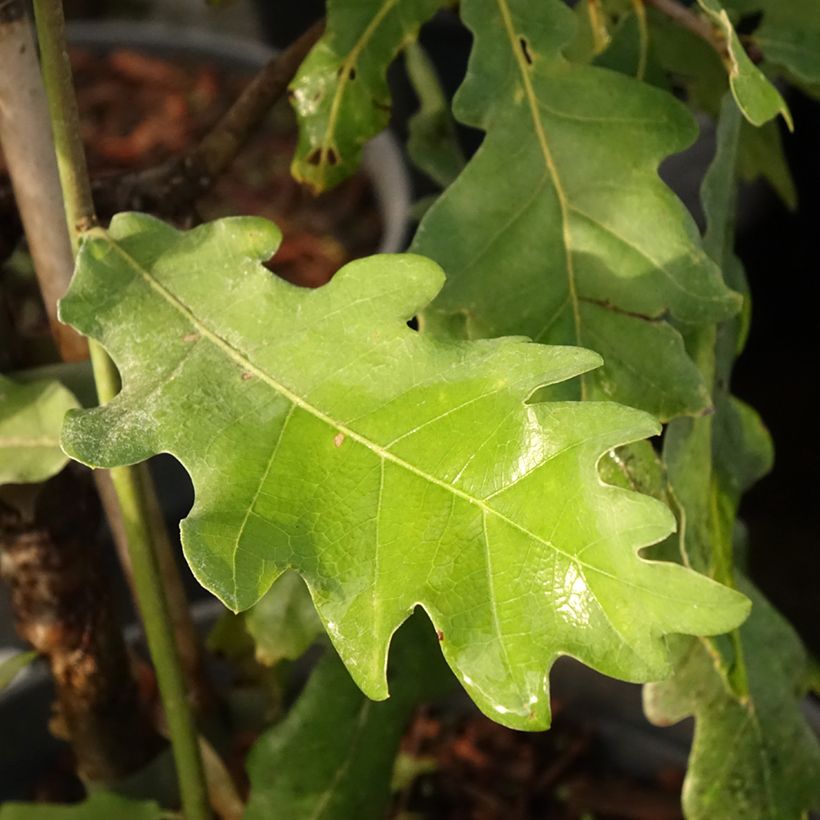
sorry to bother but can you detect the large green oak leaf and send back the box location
[59,214,748,729]
[412,0,740,421]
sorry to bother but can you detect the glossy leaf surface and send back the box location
[0,375,78,484]
[245,614,450,820]
[290,0,445,192]
[697,0,792,128]
[60,214,748,729]
[412,0,739,421]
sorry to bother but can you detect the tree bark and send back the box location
[0,467,166,784]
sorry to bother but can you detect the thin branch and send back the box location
[0,18,324,260]
[31,1,209,816]
[92,18,325,220]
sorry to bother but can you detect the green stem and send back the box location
[31,2,210,816]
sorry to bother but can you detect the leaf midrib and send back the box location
[494,0,583,371]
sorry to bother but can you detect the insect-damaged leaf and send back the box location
[290,0,447,192]
[697,0,792,129]
[412,0,740,421]
[60,214,748,729]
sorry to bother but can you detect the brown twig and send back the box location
[0,18,324,262]
[0,470,166,783]
[90,18,325,221]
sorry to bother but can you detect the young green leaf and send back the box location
[644,583,820,820]
[0,375,78,484]
[289,0,446,192]
[60,214,749,730]
[245,613,450,820]
[697,0,792,129]
[411,0,739,421]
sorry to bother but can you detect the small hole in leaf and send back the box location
[306,148,322,166]
[326,147,339,166]
[519,37,533,66]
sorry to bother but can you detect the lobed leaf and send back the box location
[0,375,78,484]
[411,0,739,422]
[60,213,748,729]
[289,0,447,192]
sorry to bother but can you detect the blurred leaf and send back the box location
[245,614,451,820]
[60,213,748,730]
[405,42,465,189]
[0,650,38,692]
[0,375,78,484]
[246,572,322,667]
[646,6,727,114]
[0,792,164,820]
[290,0,447,192]
[737,118,797,210]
